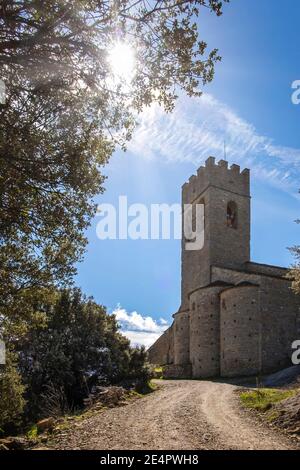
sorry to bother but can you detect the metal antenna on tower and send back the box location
[223,140,227,161]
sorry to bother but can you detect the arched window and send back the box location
[227,201,238,229]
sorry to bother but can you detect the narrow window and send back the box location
[227,201,238,229]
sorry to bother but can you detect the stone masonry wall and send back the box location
[173,310,190,366]
[220,284,260,377]
[189,285,228,378]
[259,276,300,373]
[148,324,174,365]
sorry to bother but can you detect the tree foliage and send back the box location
[0,0,229,308]
[289,220,300,294]
[0,351,25,432]
[0,0,229,431]
[17,288,151,419]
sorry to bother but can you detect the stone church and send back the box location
[148,157,300,378]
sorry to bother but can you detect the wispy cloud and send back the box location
[112,305,169,348]
[128,93,300,195]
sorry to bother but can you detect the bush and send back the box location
[0,351,25,433]
[17,288,151,419]
[127,346,152,392]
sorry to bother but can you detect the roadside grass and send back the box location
[136,379,160,394]
[148,379,160,391]
[26,424,38,439]
[152,366,163,379]
[240,388,297,412]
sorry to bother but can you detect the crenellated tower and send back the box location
[148,157,300,380]
[180,156,250,311]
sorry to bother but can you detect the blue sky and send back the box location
[76,0,300,347]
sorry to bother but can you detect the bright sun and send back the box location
[108,42,136,82]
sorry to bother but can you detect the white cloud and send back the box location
[128,93,300,196]
[120,330,163,349]
[112,305,169,348]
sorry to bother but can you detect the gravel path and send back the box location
[50,380,295,450]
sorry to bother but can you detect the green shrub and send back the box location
[26,424,38,439]
[0,351,25,433]
[18,288,151,419]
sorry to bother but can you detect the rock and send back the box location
[0,443,9,451]
[83,398,92,406]
[0,437,29,450]
[36,417,55,433]
[13,437,29,450]
[289,427,300,434]
[0,439,12,448]
[31,446,51,451]
[87,386,126,407]
[93,404,103,410]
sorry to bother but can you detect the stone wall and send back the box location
[148,324,174,365]
[246,261,288,278]
[211,265,260,285]
[259,276,300,373]
[163,364,192,379]
[189,284,227,378]
[173,310,190,366]
[220,284,260,377]
[208,185,250,271]
[148,269,300,378]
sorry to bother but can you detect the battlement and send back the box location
[182,157,250,203]
[149,158,300,381]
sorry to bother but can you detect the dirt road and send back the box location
[51,380,295,450]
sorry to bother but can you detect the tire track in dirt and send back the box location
[50,380,295,450]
